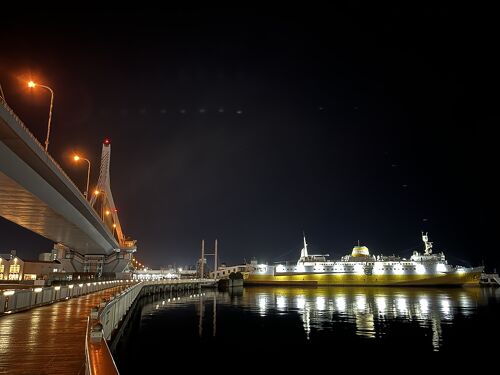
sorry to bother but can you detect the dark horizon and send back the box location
[0,6,498,270]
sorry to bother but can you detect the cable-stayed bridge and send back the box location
[0,97,136,273]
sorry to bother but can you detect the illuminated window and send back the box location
[8,264,21,280]
[0,264,4,275]
[24,274,37,280]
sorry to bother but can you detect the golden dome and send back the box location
[351,245,370,257]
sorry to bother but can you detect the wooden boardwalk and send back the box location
[0,285,127,375]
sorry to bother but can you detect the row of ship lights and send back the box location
[270,263,458,274]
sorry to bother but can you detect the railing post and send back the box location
[90,322,104,342]
[90,306,99,319]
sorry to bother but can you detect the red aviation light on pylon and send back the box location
[103,138,111,145]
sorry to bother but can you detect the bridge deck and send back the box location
[0,285,127,375]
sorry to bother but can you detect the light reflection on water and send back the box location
[243,286,496,351]
[129,286,500,354]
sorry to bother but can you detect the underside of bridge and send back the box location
[1,97,136,274]
[0,169,106,252]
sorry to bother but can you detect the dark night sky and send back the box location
[0,5,498,270]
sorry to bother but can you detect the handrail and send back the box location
[0,280,132,315]
[99,282,142,336]
[97,279,214,339]
[84,316,91,375]
[85,279,216,373]
[0,96,84,199]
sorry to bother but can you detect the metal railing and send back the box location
[0,96,86,200]
[0,280,133,315]
[85,279,216,374]
[0,96,115,239]
[99,279,213,339]
[84,316,91,374]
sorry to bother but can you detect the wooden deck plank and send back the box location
[0,285,127,375]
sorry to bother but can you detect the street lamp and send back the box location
[73,155,91,200]
[93,189,115,222]
[27,80,54,152]
[93,189,105,220]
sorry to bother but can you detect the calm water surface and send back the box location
[115,286,500,370]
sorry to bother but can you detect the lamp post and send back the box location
[93,190,114,222]
[73,155,91,200]
[27,81,54,152]
[93,189,105,220]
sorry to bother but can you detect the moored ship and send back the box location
[245,233,483,286]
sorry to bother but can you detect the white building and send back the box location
[209,264,252,279]
[0,251,63,282]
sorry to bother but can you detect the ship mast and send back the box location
[301,232,309,258]
[422,232,433,255]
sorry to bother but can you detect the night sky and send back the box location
[0,6,498,270]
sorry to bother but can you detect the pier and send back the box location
[0,279,215,374]
[0,283,130,374]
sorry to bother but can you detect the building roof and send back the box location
[0,254,17,261]
[23,259,61,264]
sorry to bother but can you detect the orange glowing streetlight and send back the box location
[72,154,91,200]
[27,80,54,152]
[92,189,110,221]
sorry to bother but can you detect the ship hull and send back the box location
[245,269,483,287]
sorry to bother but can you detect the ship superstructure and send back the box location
[245,233,483,286]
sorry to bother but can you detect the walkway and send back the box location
[0,285,127,375]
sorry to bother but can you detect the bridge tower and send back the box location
[44,140,137,276]
[86,138,136,273]
[90,139,125,245]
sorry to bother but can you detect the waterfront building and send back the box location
[210,264,252,279]
[0,250,64,283]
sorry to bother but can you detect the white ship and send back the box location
[245,233,483,286]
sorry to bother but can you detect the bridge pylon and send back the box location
[90,138,137,253]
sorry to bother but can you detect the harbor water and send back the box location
[114,286,500,370]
